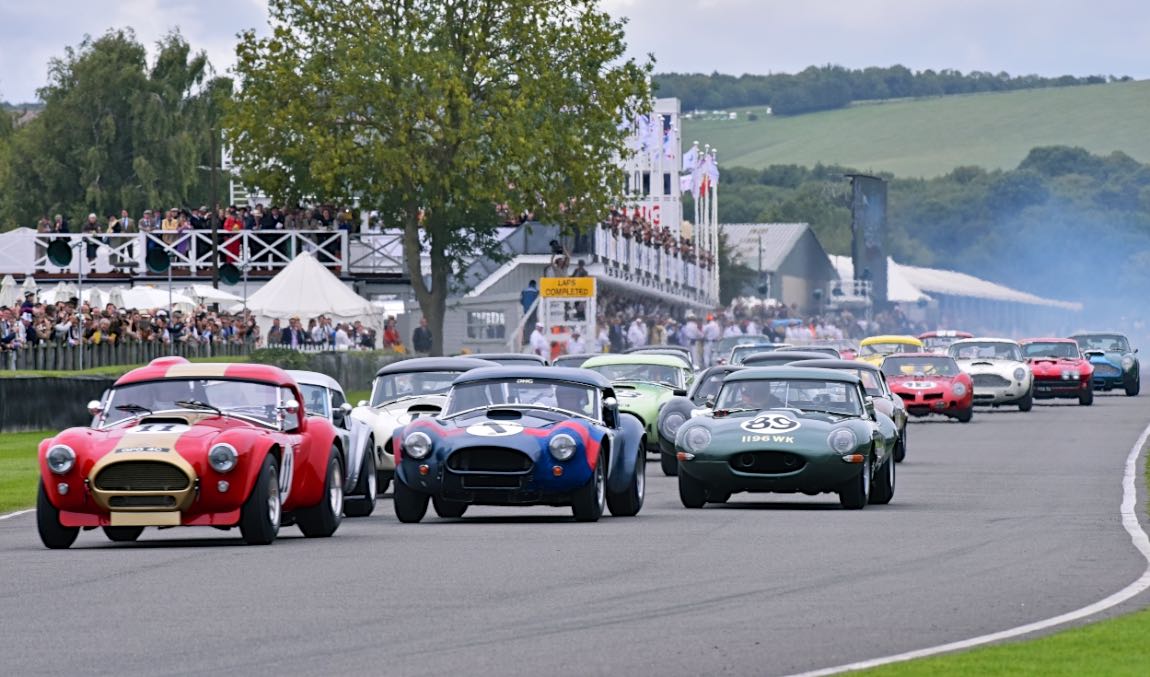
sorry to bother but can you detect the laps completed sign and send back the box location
[539,277,596,298]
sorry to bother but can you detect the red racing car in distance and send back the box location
[1019,338,1094,406]
[918,330,974,355]
[880,353,974,422]
[36,357,346,548]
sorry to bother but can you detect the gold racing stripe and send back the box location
[89,427,199,515]
[166,363,232,379]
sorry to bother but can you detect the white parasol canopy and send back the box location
[109,286,197,314]
[0,274,18,308]
[183,283,243,305]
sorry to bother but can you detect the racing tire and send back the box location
[660,452,679,477]
[1079,381,1094,406]
[343,444,377,518]
[377,473,392,496]
[37,483,79,549]
[393,478,430,523]
[103,526,144,543]
[1017,389,1033,412]
[955,407,973,423]
[705,490,731,504]
[1126,376,1140,397]
[433,496,468,519]
[571,456,606,522]
[678,470,707,509]
[893,427,907,463]
[296,447,344,538]
[869,454,895,505]
[240,454,281,545]
[607,444,645,517]
[838,452,871,510]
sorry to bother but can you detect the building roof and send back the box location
[722,223,810,272]
[829,255,929,304]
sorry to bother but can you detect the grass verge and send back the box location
[0,355,250,379]
[853,440,1150,675]
[0,431,50,513]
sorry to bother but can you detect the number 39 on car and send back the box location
[36,357,347,548]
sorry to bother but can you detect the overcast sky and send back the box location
[1,0,1146,102]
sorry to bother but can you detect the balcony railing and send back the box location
[590,224,717,304]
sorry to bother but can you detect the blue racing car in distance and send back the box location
[391,366,646,522]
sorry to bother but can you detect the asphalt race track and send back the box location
[3,393,1149,677]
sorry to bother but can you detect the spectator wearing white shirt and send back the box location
[702,314,721,365]
[626,318,648,348]
[566,330,586,355]
[529,323,549,357]
[334,323,353,350]
[722,321,742,338]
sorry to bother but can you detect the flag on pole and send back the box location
[679,174,694,194]
[702,153,720,188]
[663,127,675,160]
[682,145,699,172]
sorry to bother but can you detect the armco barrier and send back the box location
[0,376,115,433]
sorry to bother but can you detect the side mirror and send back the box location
[339,402,353,415]
[864,396,876,419]
[602,396,618,427]
[705,396,716,409]
[278,399,300,415]
[673,388,688,397]
[357,400,368,408]
[87,400,104,416]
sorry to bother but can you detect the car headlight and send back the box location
[683,426,711,453]
[827,428,857,454]
[952,382,967,398]
[549,434,577,461]
[662,412,686,438]
[404,431,432,459]
[208,444,238,473]
[1123,356,1135,370]
[1071,370,1080,379]
[1013,367,1026,381]
[46,445,75,475]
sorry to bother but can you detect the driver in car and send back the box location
[556,385,592,416]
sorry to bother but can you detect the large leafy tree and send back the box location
[1,29,230,227]
[226,0,652,354]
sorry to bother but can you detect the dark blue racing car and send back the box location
[391,367,646,522]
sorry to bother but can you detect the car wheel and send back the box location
[955,407,973,423]
[660,451,679,477]
[103,526,144,543]
[838,452,871,510]
[571,456,606,522]
[240,454,281,545]
[343,443,377,518]
[37,483,79,549]
[1018,389,1033,412]
[297,447,344,538]
[893,426,907,463]
[1079,380,1094,406]
[678,470,707,509]
[869,453,895,505]
[433,496,468,518]
[377,472,392,496]
[393,477,429,523]
[1126,375,1140,397]
[607,443,645,517]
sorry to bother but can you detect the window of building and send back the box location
[663,173,672,196]
[642,172,651,196]
[467,311,506,340]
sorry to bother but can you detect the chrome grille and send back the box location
[972,374,1010,388]
[1094,364,1121,377]
[94,462,190,491]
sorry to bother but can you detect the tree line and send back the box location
[704,147,1150,307]
[656,66,1129,115]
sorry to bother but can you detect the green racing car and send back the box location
[582,353,693,453]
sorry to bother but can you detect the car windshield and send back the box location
[298,384,331,418]
[1022,342,1080,359]
[586,363,681,387]
[371,370,464,406]
[881,356,960,377]
[553,355,590,368]
[1073,334,1130,353]
[922,337,962,352]
[860,341,919,356]
[949,342,1022,361]
[104,379,283,426]
[444,378,599,418]
[715,378,863,417]
[692,371,728,405]
[730,344,778,364]
[717,335,769,354]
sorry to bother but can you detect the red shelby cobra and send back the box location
[1020,338,1094,406]
[880,353,974,422]
[36,357,346,548]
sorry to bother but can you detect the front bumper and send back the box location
[970,383,1027,405]
[1033,377,1090,399]
[396,451,594,506]
[679,450,861,495]
[1090,364,1131,389]
[896,390,971,418]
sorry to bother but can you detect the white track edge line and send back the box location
[0,509,33,520]
[787,420,1150,677]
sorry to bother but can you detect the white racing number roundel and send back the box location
[739,414,801,433]
[465,421,524,437]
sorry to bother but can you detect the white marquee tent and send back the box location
[237,251,381,334]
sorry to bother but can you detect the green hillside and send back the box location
[682,80,1150,177]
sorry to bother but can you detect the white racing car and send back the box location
[349,357,497,502]
[287,370,378,517]
[947,338,1034,411]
